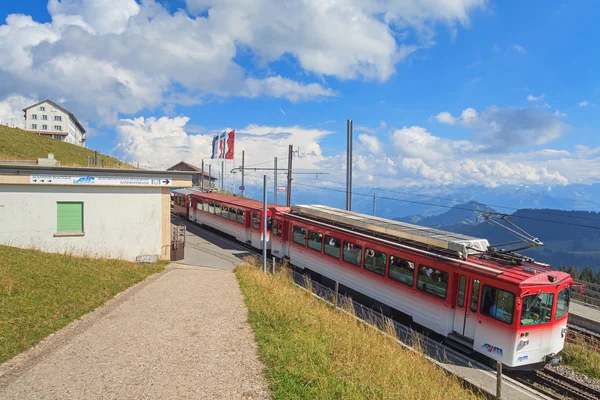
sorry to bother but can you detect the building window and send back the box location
[342,241,362,267]
[31,124,37,129]
[54,125,62,131]
[481,285,515,325]
[31,114,37,120]
[51,107,57,112]
[42,125,48,130]
[57,202,83,233]
[388,255,415,286]
[42,115,48,120]
[54,115,62,121]
[417,265,448,299]
[39,106,46,111]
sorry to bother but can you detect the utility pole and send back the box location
[262,175,267,274]
[209,164,212,190]
[286,144,293,207]
[273,157,278,204]
[241,150,245,197]
[201,159,205,191]
[346,119,353,211]
[221,160,224,191]
[373,193,376,216]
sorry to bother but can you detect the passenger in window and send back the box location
[329,237,336,247]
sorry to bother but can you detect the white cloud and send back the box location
[527,94,544,102]
[358,134,382,154]
[512,44,527,54]
[243,76,336,102]
[0,94,37,128]
[578,101,589,107]
[435,111,456,125]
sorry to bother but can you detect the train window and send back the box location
[364,248,386,276]
[342,241,362,267]
[520,293,554,326]
[324,235,341,259]
[237,209,245,224]
[555,287,570,321]
[252,213,261,230]
[203,200,209,212]
[229,207,237,221]
[417,265,448,299]
[388,256,414,286]
[457,276,466,308]
[215,203,222,216]
[208,202,215,213]
[272,220,282,237]
[197,199,203,210]
[222,206,229,219]
[293,225,306,246]
[307,230,323,252]
[481,285,515,324]
[470,280,480,312]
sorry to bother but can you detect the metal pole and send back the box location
[346,119,353,211]
[201,159,205,191]
[286,144,293,206]
[241,151,245,197]
[262,175,268,274]
[272,256,275,274]
[209,164,212,189]
[496,361,502,399]
[221,160,224,191]
[373,193,376,216]
[273,157,278,204]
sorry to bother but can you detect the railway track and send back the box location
[567,324,600,344]
[510,368,600,400]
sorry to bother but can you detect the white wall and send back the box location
[0,185,164,261]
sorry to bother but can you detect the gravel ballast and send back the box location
[0,264,270,399]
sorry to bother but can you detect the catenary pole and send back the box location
[286,144,293,206]
[208,164,212,189]
[274,157,278,204]
[221,160,224,191]
[346,119,353,211]
[241,150,245,197]
[373,193,376,216]
[262,175,268,274]
[201,159,205,191]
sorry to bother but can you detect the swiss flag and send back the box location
[224,130,235,160]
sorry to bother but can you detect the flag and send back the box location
[225,130,235,160]
[277,186,286,191]
[211,135,219,159]
[218,131,226,158]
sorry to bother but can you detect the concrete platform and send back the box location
[569,300,600,332]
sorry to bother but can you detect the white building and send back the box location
[0,164,192,261]
[23,100,87,147]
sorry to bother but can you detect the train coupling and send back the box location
[545,353,561,366]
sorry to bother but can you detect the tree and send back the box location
[567,265,580,280]
[581,266,595,283]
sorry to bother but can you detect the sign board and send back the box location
[29,175,173,186]
[239,185,245,191]
[277,186,286,191]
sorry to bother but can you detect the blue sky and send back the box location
[0,0,598,191]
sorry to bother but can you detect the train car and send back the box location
[188,192,290,250]
[171,188,199,219]
[275,204,572,370]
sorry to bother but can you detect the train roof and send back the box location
[191,192,290,212]
[172,188,200,196]
[291,204,489,259]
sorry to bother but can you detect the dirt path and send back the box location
[0,264,270,399]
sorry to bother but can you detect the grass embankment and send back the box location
[0,245,165,363]
[235,261,481,400]
[0,125,132,168]
[562,334,600,379]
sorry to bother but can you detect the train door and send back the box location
[244,210,252,244]
[271,218,284,257]
[452,274,480,340]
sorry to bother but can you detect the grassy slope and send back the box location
[0,245,165,363]
[562,334,600,379]
[0,125,131,168]
[235,261,481,400]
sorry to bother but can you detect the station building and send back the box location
[0,164,192,261]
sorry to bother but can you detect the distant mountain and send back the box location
[394,201,495,228]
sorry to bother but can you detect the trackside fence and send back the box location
[573,279,600,307]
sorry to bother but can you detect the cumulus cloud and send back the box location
[527,93,544,102]
[0,94,37,128]
[578,101,589,107]
[358,134,382,154]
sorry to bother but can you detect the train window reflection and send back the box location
[221,206,229,219]
[388,256,415,286]
[417,265,448,299]
[470,280,480,312]
[208,202,214,213]
[342,241,362,267]
[521,292,554,326]
[308,230,323,252]
[229,207,237,221]
[364,248,386,276]
[203,200,209,212]
[324,235,341,259]
[215,203,221,215]
[457,275,466,308]
[293,225,306,246]
[555,287,570,321]
[252,213,261,230]
[481,285,515,324]
[237,209,244,224]
[272,220,283,237]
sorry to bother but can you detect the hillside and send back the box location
[0,125,130,168]
[394,201,495,227]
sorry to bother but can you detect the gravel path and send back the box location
[0,264,270,399]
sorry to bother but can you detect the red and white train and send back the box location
[173,189,573,369]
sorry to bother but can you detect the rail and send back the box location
[572,279,600,306]
[0,159,36,165]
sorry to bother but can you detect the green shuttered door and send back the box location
[57,202,83,233]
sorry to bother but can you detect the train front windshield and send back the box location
[519,286,570,326]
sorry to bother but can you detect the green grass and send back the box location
[235,260,482,400]
[562,334,600,379]
[0,245,166,363]
[0,125,132,168]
